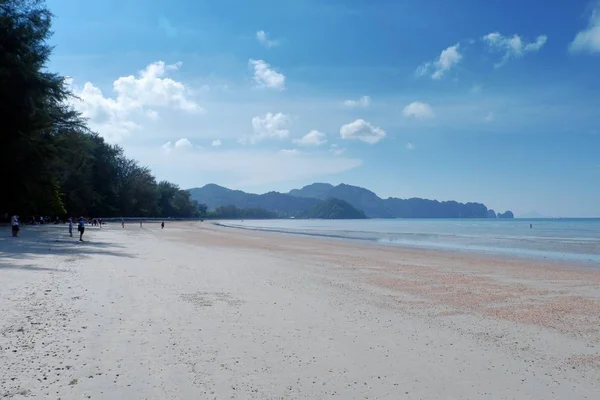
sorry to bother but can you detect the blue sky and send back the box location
[46,0,600,217]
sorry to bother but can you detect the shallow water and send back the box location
[218,218,600,264]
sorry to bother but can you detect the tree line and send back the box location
[0,0,205,219]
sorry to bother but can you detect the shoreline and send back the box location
[212,220,600,268]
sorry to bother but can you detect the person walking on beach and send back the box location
[68,217,73,237]
[77,217,85,242]
[121,218,125,228]
[140,220,143,228]
[11,215,19,237]
[161,221,164,229]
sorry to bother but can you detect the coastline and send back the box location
[213,219,600,267]
[1,222,599,398]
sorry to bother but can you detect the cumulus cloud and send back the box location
[212,139,222,147]
[343,95,370,108]
[244,112,290,143]
[70,61,200,143]
[402,102,435,119]
[175,138,192,148]
[162,138,193,153]
[256,30,280,48]
[569,7,600,54]
[340,119,385,144]
[416,44,462,80]
[293,130,327,146]
[482,32,547,67]
[248,59,285,90]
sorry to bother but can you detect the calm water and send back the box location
[218,219,600,264]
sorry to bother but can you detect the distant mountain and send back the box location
[188,184,319,217]
[188,183,513,219]
[497,210,515,219]
[288,183,334,200]
[306,198,366,219]
[290,183,492,219]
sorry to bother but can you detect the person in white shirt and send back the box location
[11,215,19,237]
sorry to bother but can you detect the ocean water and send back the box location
[218,219,600,264]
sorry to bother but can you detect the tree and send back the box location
[0,0,82,215]
[0,0,207,219]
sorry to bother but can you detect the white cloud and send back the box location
[293,130,327,146]
[340,119,385,144]
[113,61,199,111]
[256,30,280,48]
[175,138,192,148]
[482,32,548,67]
[162,138,193,153]
[330,144,345,156]
[406,142,415,150]
[247,112,290,143]
[417,44,462,80]
[569,8,600,54]
[71,82,143,143]
[343,95,370,108]
[402,102,435,119]
[70,61,200,143]
[212,139,222,147]
[248,59,285,90]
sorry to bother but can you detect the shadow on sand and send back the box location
[0,225,134,272]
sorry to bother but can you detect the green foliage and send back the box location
[208,205,277,219]
[306,198,367,219]
[0,0,205,219]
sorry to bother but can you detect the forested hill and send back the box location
[188,183,514,219]
[1,0,203,219]
[305,199,366,219]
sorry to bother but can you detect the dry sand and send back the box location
[1,221,599,399]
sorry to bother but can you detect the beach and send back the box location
[1,222,599,399]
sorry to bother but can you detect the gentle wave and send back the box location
[216,219,600,265]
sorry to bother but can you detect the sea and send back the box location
[217,218,600,265]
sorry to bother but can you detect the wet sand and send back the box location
[1,221,599,399]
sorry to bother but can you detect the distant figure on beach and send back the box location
[68,217,73,237]
[78,217,85,242]
[161,221,164,229]
[11,215,19,237]
[530,224,533,229]
[140,221,143,228]
[121,218,125,228]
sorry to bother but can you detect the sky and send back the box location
[45,0,600,217]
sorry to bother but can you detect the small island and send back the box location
[497,211,515,219]
[305,198,367,219]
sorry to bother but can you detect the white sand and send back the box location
[1,222,599,399]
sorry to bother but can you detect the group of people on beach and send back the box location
[9,215,166,240]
